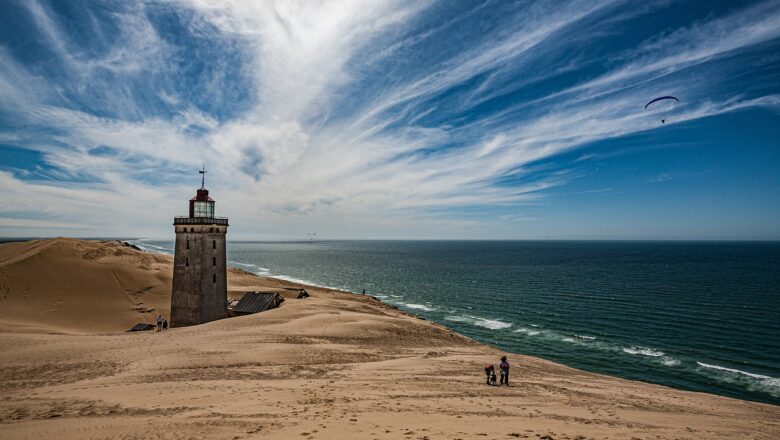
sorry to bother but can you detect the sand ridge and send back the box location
[0,238,778,439]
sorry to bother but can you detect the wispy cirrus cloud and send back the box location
[1,0,779,238]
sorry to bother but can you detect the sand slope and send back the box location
[0,238,176,333]
[0,238,778,439]
[0,238,283,333]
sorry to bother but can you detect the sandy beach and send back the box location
[0,238,778,439]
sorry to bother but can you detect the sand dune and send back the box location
[0,238,777,439]
[0,238,175,333]
[0,238,293,334]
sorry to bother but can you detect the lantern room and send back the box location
[189,188,215,218]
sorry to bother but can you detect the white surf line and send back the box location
[696,362,777,381]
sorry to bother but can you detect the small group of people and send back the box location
[156,314,168,331]
[484,355,510,386]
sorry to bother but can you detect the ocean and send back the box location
[131,239,780,405]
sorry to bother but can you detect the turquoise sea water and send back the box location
[132,240,780,405]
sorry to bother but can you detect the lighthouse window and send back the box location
[185,257,189,267]
[212,274,216,283]
[186,239,190,249]
[193,201,214,218]
[212,240,216,249]
[210,227,214,233]
[212,257,216,266]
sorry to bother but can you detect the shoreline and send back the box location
[1,238,778,439]
[9,237,780,406]
[126,239,780,407]
[6,238,780,402]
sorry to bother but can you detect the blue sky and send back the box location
[0,0,779,240]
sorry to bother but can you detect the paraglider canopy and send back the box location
[645,96,679,109]
[645,96,679,124]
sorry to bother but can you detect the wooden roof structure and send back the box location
[232,292,284,315]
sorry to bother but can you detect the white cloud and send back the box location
[1,0,779,238]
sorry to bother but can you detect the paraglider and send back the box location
[645,96,679,124]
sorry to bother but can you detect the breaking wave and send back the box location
[513,327,541,336]
[129,240,173,254]
[661,357,681,367]
[622,346,665,357]
[404,303,435,312]
[474,318,512,329]
[697,362,776,380]
[696,362,780,397]
[444,315,512,330]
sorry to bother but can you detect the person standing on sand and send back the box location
[499,355,510,386]
[156,314,163,332]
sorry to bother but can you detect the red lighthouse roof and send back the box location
[190,188,214,202]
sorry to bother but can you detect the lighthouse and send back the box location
[170,166,229,327]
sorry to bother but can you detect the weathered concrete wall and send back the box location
[170,223,228,327]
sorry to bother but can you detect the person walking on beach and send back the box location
[499,355,510,386]
[156,314,163,332]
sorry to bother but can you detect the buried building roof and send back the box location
[127,323,156,332]
[232,291,284,315]
[284,287,310,299]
